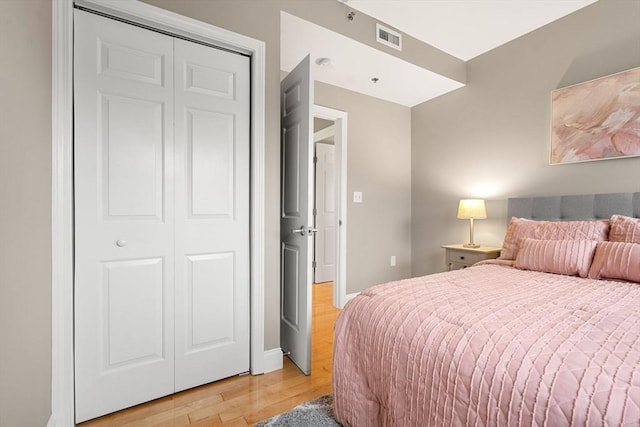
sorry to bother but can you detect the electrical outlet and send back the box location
[390,255,396,266]
[353,191,363,203]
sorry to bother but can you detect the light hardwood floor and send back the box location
[79,282,341,427]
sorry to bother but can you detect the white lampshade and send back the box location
[457,199,487,219]
[457,199,486,248]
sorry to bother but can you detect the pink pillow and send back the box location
[499,217,609,260]
[588,241,640,283]
[609,214,640,243]
[514,238,598,278]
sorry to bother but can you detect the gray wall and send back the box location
[0,1,52,426]
[315,82,413,294]
[411,0,640,277]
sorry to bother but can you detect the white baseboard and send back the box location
[345,292,359,304]
[46,415,57,427]
[262,348,283,374]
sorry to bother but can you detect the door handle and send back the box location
[292,226,307,236]
[291,226,318,237]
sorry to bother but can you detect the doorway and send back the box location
[313,117,336,285]
[313,106,348,309]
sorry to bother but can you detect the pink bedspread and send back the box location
[333,263,640,426]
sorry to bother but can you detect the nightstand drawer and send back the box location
[442,244,502,271]
[448,262,470,271]
[446,251,484,265]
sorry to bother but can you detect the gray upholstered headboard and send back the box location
[507,192,640,221]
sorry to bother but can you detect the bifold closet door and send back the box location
[74,9,250,422]
[74,10,176,422]
[173,39,250,392]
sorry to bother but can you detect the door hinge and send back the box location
[313,155,318,164]
[313,208,317,216]
[312,260,317,269]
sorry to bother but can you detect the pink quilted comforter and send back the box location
[333,262,640,426]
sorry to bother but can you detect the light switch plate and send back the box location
[353,191,363,203]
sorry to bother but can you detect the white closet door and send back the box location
[173,39,250,391]
[74,10,175,422]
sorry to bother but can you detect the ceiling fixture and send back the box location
[316,57,333,68]
[371,77,379,83]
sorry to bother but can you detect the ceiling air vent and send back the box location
[376,23,402,51]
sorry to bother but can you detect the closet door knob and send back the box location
[116,239,127,247]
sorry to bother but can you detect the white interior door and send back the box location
[74,10,250,421]
[314,142,336,283]
[280,55,314,375]
[74,10,175,422]
[173,38,250,391]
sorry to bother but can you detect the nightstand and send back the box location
[442,244,502,271]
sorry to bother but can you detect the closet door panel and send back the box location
[173,39,251,391]
[186,253,235,348]
[187,108,235,217]
[74,10,175,423]
[101,258,166,366]
[101,94,165,218]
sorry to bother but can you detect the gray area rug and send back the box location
[255,394,341,426]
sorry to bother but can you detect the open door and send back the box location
[280,55,314,374]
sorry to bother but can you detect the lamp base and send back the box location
[463,243,480,248]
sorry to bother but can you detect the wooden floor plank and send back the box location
[79,282,340,426]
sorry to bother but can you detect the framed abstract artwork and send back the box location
[550,67,640,165]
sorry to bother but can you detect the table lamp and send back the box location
[457,199,486,248]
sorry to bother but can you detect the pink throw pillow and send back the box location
[499,218,609,260]
[609,214,640,243]
[514,238,598,278]
[588,241,640,283]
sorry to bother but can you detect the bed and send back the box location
[333,192,640,426]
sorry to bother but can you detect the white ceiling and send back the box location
[281,12,464,107]
[280,1,598,107]
[345,0,598,61]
